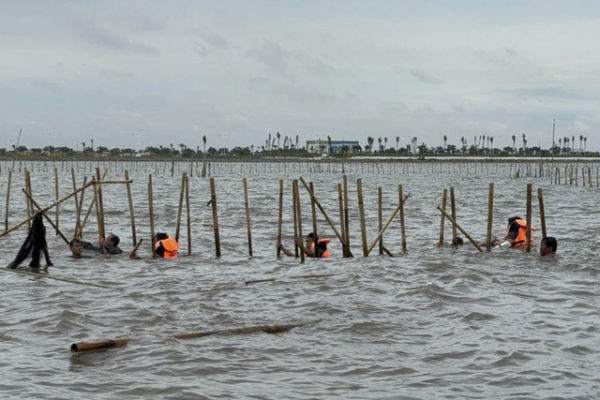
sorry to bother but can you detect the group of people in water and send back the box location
[8,210,557,269]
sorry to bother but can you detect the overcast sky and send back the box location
[1,0,598,151]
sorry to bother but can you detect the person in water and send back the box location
[69,238,92,258]
[305,232,330,258]
[100,234,122,254]
[540,236,557,258]
[8,213,53,269]
[154,232,179,258]
[501,216,536,248]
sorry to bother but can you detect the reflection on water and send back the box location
[1,160,599,399]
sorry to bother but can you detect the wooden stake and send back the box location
[124,170,137,246]
[450,186,457,244]
[399,184,407,252]
[537,188,547,238]
[337,183,346,258]
[309,182,318,241]
[209,177,221,258]
[378,187,383,255]
[437,206,483,252]
[175,172,186,242]
[292,181,299,258]
[486,183,494,251]
[54,166,59,234]
[357,178,368,257]
[343,175,350,258]
[526,183,532,252]
[148,174,156,258]
[185,173,191,255]
[243,178,253,257]
[4,169,11,231]
[293,180,305,263]
[438,188,447,246]
[95,168,106,241]
[25,170,32,229]
[277,179,283,257]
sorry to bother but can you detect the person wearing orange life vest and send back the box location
[497,216,536,249]
[304,232,331,258]
[154,232,180,258]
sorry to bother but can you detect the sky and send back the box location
[1,0,599,151]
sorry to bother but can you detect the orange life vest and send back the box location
[505,219,536,248]
[307,238,330,258]
[155,237,180,258]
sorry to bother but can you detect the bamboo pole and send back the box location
[22,190,70,245]
[486,183,494,251]
[54,166,59,234]
[2,267,110,289]
[378,187,383,255]
[71,169,81,235]
[148,174,156,258]
[175,172,186,242]
[438,188,447,246]
[450,187,457,244]
[25,170,32,229]
[93,180,103,252]
[366,201,405,256]
[292,181,299,258]
[0,180,95,239]
[298,177,352,257]
[4,169,11,231]
[243,177,253,257]
[124,170,137,246]
[309,182,318,241]
[293,180,305,263]
[337,183,346,258]
[343,175,350,258]
[185,173,191,255]
[399,185,407,252]
[526,183,532,252]
[245,273,335,285]
[209,177,221,258]
[95,168,106,240]
[277,179,283,257]
[357,178,368,257]
[436,206,483,252]
[173,322,309,340]
[537,188,547,238]
[71,338,130,352]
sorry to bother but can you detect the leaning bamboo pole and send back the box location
[436,206,483,252]
[309,182,318,241]
[22,190,70,245]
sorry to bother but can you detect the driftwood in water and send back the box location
[71,338,130,352]
[173,322,310,340]
[245,273,335,285]
[2,267,110,288]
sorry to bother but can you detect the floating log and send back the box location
[245,273,335,285]
[71,338,130,353]
[174,322,310,340]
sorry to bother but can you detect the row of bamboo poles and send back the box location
[1,165,548,259]
[2,159,600,181]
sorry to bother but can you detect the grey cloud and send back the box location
[71,17,157,55]
[492,87,584,100]
[246,40,290,72]
[409,68,442,84]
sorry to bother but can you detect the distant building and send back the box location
[306,140,361,154]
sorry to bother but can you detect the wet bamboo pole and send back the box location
[537,188,547,239]
[95,168,106,241]
[437,206,483,252]
[209,177,221,258]
[399,184,407,253]
[148,174,156,258]
[526,183,532,252]
[486,183,494,251]
[243,177,253,257]
[378,187,383,255]
[292,181,299,257]
[185,173,191,255]
[124,170,137,246]
[366,196,409,256]
[93,179,104,252]
[71,168,81,235]
[22,190,69,245]
[0,180,95,239]
[438,188,447,246]
[25,170,32,229]
[293,179,305,263]
[4,169,11,231]
[3,267,110,289]
[337,183,346,258]
[343,175,350,258]
[298,177,352,256]
[175,172,186,242]
[54,166,59,234]
[276,179,283,257]
[309,182,318,240]
[450,187,457,244]
[357,178,368,257]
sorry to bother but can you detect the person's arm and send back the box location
[103,245,122,255]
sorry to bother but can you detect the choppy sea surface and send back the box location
[1,160,599,399]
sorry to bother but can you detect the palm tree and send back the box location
[81,142,85,152]
[584,136,587,151]
[443,135,447,150]
[327,135,332,153]
[203,135,207,153]
[395,136,400,150]
[367,136,374,152]
[512,134,516,152]
[579,134,583,150]
[558,138,562,150]
[384,137,388,150]
[295,135,299,150]
[490,136,494,156]
[571,136,575,148]
[90,139,94,152]
[276,132,281,149]
[522,133,526,153]
[377,137,382,152]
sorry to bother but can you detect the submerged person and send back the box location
[154,232,179,258]
[305,232,330,258]
[8,213,53,269]
[540,236,558,258]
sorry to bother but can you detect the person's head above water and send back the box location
[508,216,522,226]
[452,236,464,246]
[105,234,120,247]
[540,236,557,257]
[155,232,169,241]
[70,238,84,258]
